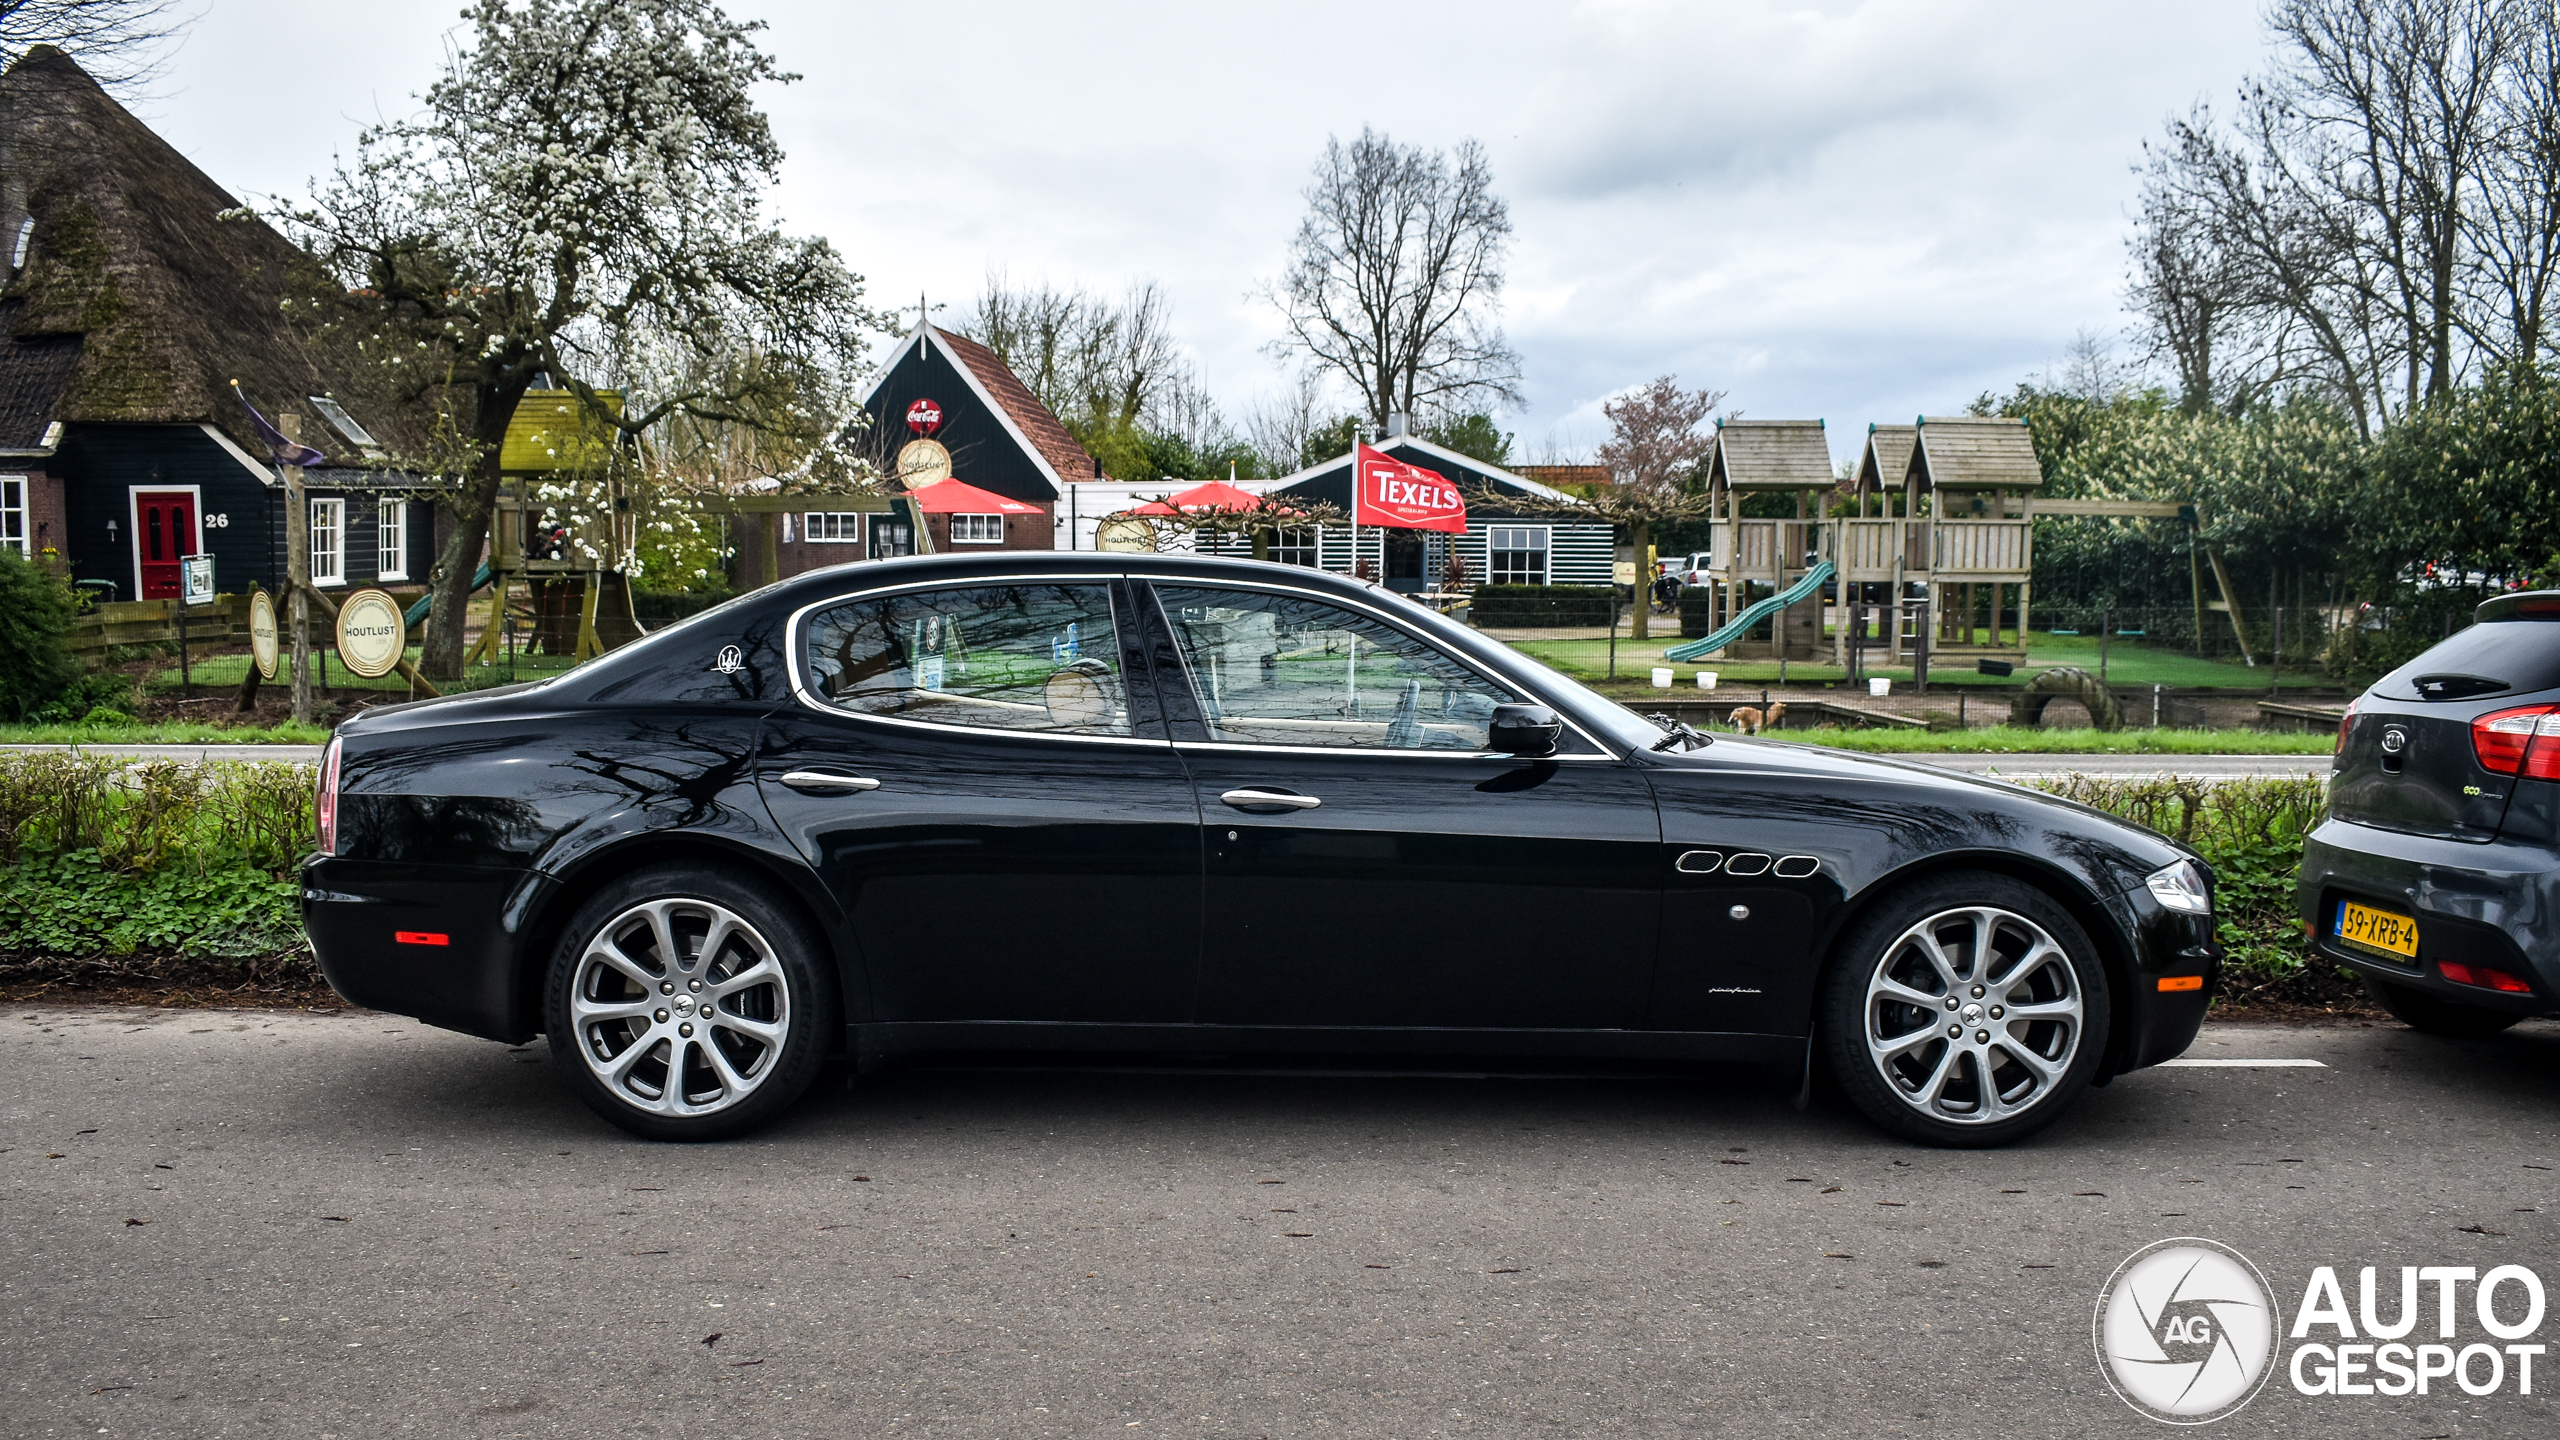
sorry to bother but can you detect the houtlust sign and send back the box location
[1353,444,1467,533]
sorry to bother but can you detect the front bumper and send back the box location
[2297,817,2559,1015]
[2103,880,2222,1076]
[302,857,542,1042]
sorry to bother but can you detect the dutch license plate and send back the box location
[2335,900,2419,959]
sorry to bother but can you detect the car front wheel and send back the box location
[1822,874,2111,1147]
[545,864,837,1141]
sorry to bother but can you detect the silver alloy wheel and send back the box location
[571,897,792,1118]
[1862,904,2084,1126]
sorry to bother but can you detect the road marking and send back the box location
[2158,1058,2329,1068]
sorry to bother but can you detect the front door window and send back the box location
[1151,585,1518,750]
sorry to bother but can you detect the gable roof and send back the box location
[1910,415,2043,490]
[1267,434,1576,502]
[857,322,1092,496]
[1854,423,1919,493]
[0,46,424,458]
[1708,419,1832,490]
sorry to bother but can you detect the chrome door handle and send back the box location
[1220,788,1321,812]
[779,770,881,793]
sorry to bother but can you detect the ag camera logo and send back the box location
[2094,1238,2280,1423]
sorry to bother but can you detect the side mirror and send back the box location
[1487,703,1563,757]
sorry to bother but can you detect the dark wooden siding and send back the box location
[56,422,278,602]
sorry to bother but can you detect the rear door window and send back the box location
[801,583,1135,737]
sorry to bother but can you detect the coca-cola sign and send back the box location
[905,398,944,435]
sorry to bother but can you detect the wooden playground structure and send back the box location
[1688,416,2186,670]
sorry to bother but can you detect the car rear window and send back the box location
[2376,616,2560,701]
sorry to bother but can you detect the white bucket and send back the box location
[1868,677,1892,698]
[1650,667,1674,688]
[1696,671,1718,690]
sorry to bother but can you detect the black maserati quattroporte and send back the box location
[305,553,2220,1145]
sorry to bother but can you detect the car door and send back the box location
[757,577,1202,1026]
[1142,579,1662,1032]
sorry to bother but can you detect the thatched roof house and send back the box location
[1,45,438,601]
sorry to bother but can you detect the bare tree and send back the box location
[1242,369,1335,475]
[1263,127,1522,429]
[1,1,187,91]
[965,274,1190,436]
[2468,8,2560,364]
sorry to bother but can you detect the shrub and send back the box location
[0,756,316,980]
[2030,774,2361,1006]
[1470,584,1616,626]
[0,548,80,721]
[32,670,138,724]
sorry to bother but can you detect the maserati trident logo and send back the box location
[714,644,744,674]
[2095,1238,2280,1423]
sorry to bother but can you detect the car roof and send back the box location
[756,549,1402,609]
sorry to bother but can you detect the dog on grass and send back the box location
[1728,701,1788,735]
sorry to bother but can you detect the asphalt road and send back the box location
[5,1009,2554,1438]
[0,743,2325,781]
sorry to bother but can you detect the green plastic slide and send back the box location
[402,564,495,628]
[1662,559,1836,662]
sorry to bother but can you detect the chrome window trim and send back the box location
[783,574,1171,747]
[1131,572,1620,759]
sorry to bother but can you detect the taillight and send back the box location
[315,736,343,856]
[2336,698,2358,755]
[2439,960,2534,994]
[2470,705,2560,778]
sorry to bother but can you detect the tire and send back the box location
[544,863,838,1142]
[1821,872,2113,1147]
[2367,976,2524,1038]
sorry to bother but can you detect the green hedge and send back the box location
[1470,584,1616,626]
[632,587,734,622]
[1679,587,1718,638]
[0,753,313,988]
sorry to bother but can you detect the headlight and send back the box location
[2145,859,2211,914]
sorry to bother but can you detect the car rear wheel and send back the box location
[2367,976,2524,1038]
[1822,873,2111,1147]
[545,864,837,1141]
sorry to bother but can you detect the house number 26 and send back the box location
[203,513,229,528]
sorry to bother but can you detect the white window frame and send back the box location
[1269,526,1318,567]
[951,513,1005,545]
[376,498,408,580]
[1486,524,1550,586]
[0,475,25,557]
[805,512,865,543]
[310,497,346,586]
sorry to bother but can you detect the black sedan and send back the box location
[305,552,2220,1146]
[2301,590,2560,1034]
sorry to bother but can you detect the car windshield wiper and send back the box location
[1648,713,1713,751]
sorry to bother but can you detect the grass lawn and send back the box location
[0,719,336,745]
[1506,628,2339,692]
[147,649,586,694]
[1775,726,2336,755]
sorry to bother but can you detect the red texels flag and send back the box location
[1353,444,1468,533]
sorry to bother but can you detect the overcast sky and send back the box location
[132,0,2269,466]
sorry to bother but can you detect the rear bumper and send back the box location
[302,857,542,1042]
[2297,818,2559,1015]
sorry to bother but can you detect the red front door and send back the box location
[135,491,196,600]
